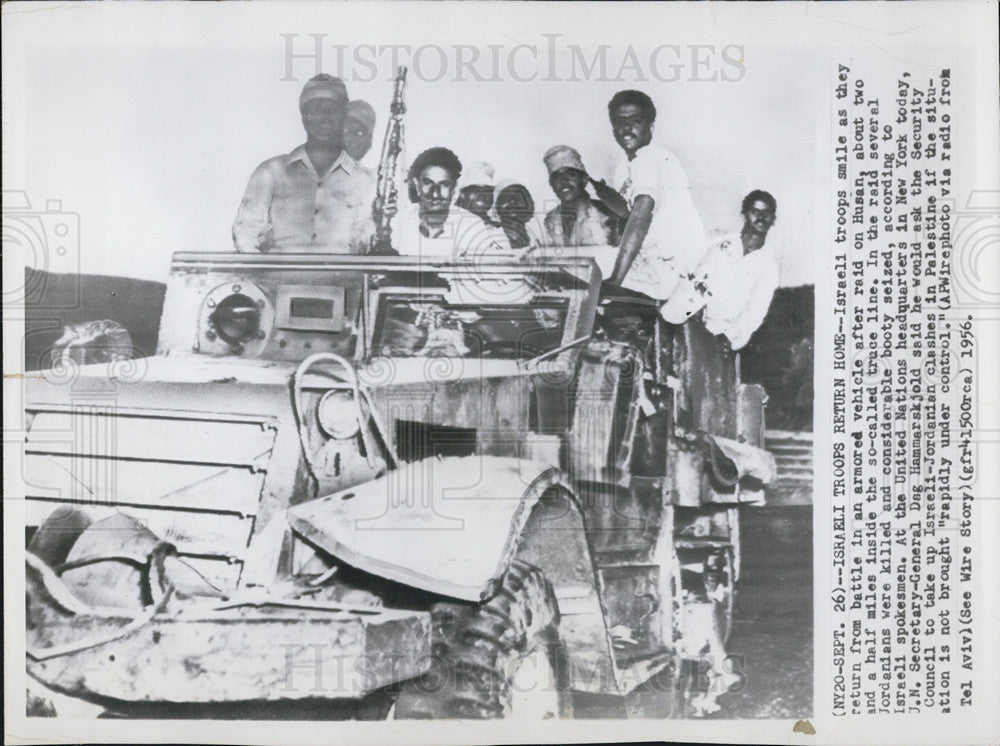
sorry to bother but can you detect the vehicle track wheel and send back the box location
[27,506,91,568]
[394,560,572,720]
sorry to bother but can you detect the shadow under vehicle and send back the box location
[23,249,775,719]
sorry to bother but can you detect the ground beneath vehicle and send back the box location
[23,251,774,718]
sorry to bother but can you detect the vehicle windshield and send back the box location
[371,294,569,359]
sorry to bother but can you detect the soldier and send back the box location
[603,90,707,301]
[232,74,375,254]
[494,180,545,251]
[541,145,619,249]
[343,100,376,162]
[394,147,510,257]
[455,160,500,228]
[699,190,780,350]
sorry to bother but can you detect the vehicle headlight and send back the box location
[210,293,261,345]
[315,390,362,440]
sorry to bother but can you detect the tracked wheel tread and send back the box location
[394,559,569,720]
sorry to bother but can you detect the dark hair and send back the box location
[741,189,777,214]
[308,73,341,84]
[407,147,463,203]
[496,183,535,218]
[608,90,657,123]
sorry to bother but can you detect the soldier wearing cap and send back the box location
[232,74,375,254]
[542,145,620,249]
[455,160,500,228]
[343,100,376,162]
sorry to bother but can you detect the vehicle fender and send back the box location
[288,455,619,693]
[287,455,567,602]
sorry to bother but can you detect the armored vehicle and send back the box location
[23,248,775,718]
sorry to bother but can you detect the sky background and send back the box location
[7,6,818,287]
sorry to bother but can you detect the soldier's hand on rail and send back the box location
[600,278,623,297]
[369,236,400,256]
[255,224,275,253]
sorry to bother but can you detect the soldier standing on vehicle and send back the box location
[699,189,780,350]
[342,99,376,162]
[455,160,500,229]
[541,145,620,249]
[394,147,510,256]
[601,90,707,301]
[494,180,545,251]
[232,74,375,254]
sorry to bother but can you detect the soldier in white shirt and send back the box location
[232,75,375,255]
[700,190,780,350]
[605,90,708,301]
[393,147,511,258]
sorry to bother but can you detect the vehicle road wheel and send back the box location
[394,560,571,719]
[27,506,91,568]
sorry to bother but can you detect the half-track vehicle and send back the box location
[23,247,775,719]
